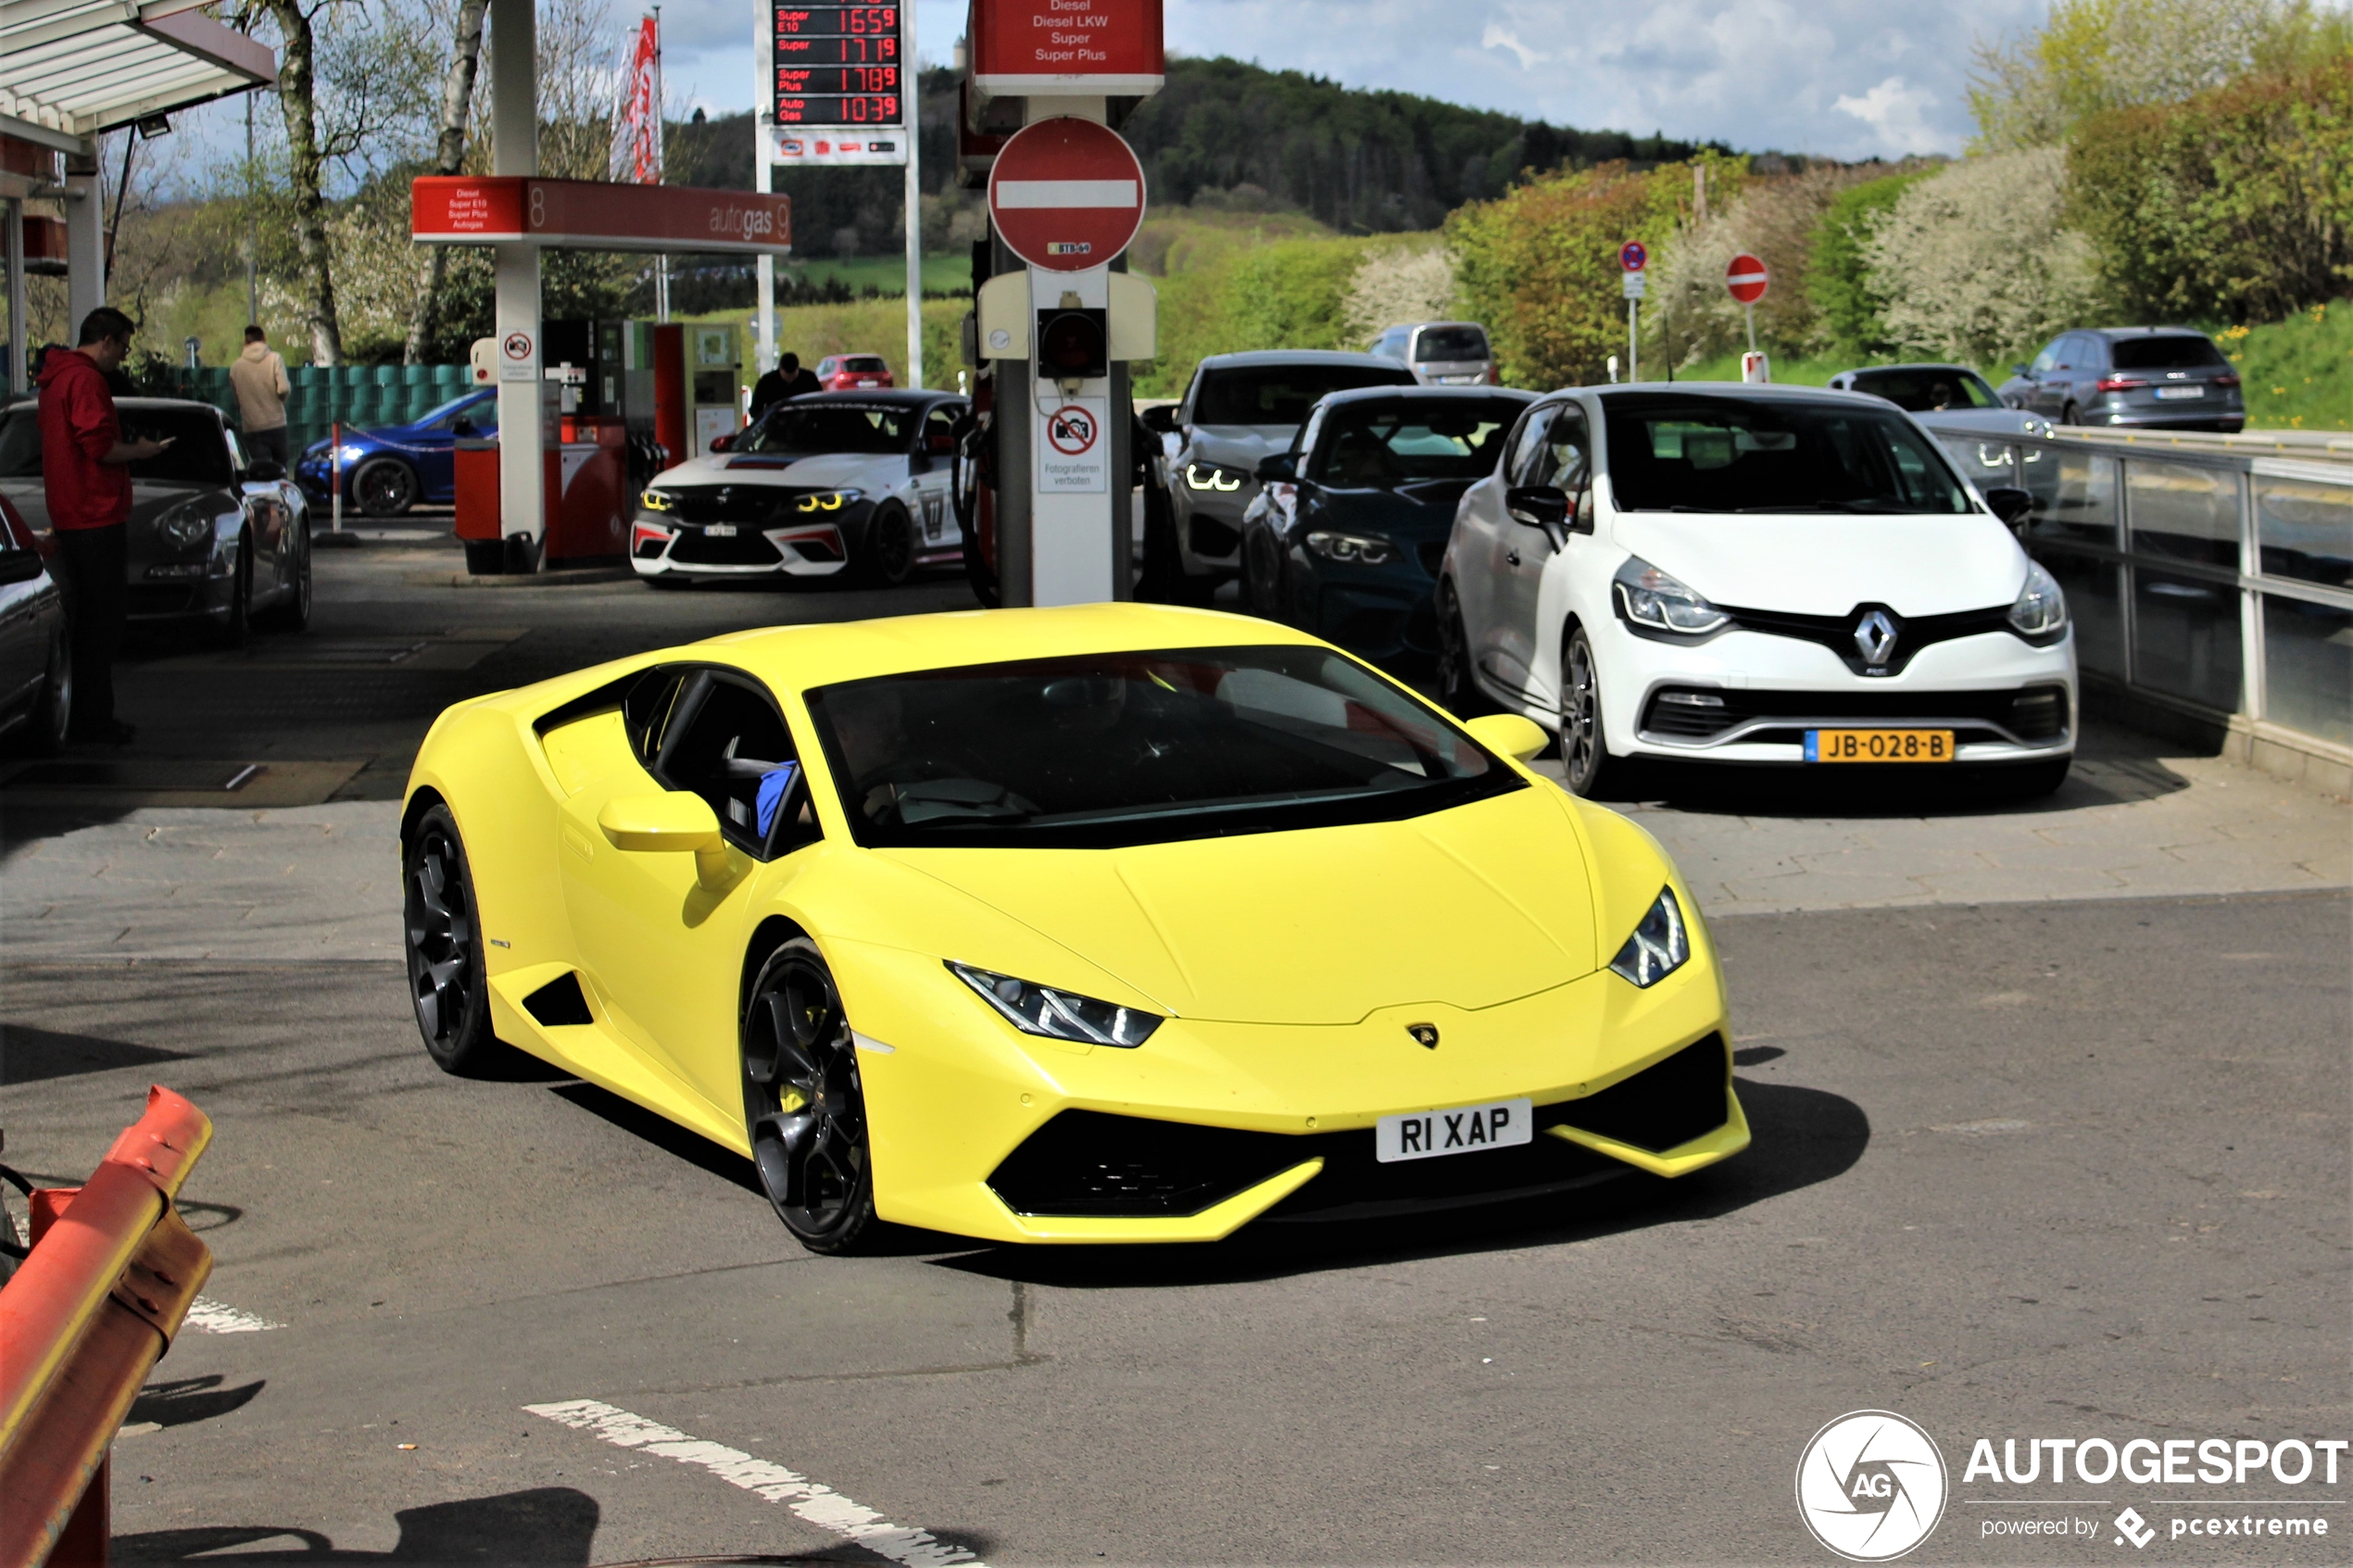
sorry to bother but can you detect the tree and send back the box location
[1864,148,2104,366]
[404,0,490,363]
[1805,169,1933,360]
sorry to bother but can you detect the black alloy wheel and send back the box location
[355,458,420,518]
[403,804,498,1073]
[861,503,916,588]
[1241,527,1285,621]
[742,937,877,1254]
[1435,582,1489,716]
[216,539,252,649]
[14,630,70,757]
[1559,625,1624,798]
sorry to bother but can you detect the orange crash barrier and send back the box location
[0,1087,216,1568]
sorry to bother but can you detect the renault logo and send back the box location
[1407,1022,1441,1049]
[1854,608,1899,671]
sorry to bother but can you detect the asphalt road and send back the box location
[4,892,2343,1564]
[4,534,2348,1565]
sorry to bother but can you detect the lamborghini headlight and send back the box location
[2007,558,2068,641]
[793,489,863,513]
[948,960,1162,1047]
[639,487,677,513]
[1608,887,1690,988]
[157,504,214,551]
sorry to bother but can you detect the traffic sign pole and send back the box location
[1725,252,1770,385]
[1619,240,1647,385]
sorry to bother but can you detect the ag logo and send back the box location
[1795,1410,1947,1562]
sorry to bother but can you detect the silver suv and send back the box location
[1369,321,1498,386]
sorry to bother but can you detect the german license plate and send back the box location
[704,523,737,537]
[2156,385,2205,400]
[1376,1098,1532,1163]
[1806,728,1955,763]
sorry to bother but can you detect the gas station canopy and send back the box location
[0,0,275,154]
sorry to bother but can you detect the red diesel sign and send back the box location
[411,177,793,254]
[987,116,1147,272]
[970,0,1164,93]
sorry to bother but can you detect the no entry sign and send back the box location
[1727,252,1770,304]
[988,117,1146,272]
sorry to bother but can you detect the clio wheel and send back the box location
[1559,626,1627,798]
[742,937,877,1255]
[1436,581,1489,716]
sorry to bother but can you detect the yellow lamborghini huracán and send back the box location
[402,604,1746,1252]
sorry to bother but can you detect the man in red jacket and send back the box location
[38,307,165,745]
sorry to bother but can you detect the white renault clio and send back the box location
[1437,383,2074,797]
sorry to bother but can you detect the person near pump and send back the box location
[230,324,293,468]
[37,307,168,746]
[749,353,823,420]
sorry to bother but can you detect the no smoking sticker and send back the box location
[1038,397,1108,493]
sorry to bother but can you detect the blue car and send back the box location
[1238,385,1535,662]
[296,388,497,516]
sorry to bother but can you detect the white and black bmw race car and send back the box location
[631,391,967,587]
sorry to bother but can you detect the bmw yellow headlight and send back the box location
[793,489,862,513]
[639,488,677,513]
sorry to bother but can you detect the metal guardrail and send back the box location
[1930,427,2353,766]
[0,1086,216,1568]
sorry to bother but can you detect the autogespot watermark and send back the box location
[1797,1411,1951,1561]
[1798,1413,2347,1556]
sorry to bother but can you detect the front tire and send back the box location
[355,458,419,518]
[16,628,70,757]
[1436,581,1489,717]
[1559,626,1627,798]
[742,937,877,1255]
[261,523,311,631]
[403,804,499,1074]
[860,503,915,588]
[216,540,251,649]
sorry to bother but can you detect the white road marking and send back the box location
[525,1399,981,1567]
[183,1297,284,1334]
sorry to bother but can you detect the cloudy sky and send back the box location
[656,0,2053,160]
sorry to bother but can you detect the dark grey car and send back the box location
[1997,328,2246,433]
[0,397,311,646]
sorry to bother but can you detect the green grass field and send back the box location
[786,253,973,298]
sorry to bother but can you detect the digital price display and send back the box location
[770,6,904,128]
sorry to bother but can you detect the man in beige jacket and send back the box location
[229,324,292,468]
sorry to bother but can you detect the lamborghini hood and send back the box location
[882,785,1599,1024]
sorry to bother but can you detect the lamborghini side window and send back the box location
[624,670,688,766]
[654,672,820,859]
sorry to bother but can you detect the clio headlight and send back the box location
[639,487,677,513]
[949,961,1162,1048]
[2007,558,2068,641]
[1608,887,1690,988]
[157,504,215,551]
[1613,557,1729,635]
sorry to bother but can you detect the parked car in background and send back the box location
[296,387,497,517]
[0,397,310,646]
[1438,383,2072,800]
[1826,364,2053,440]
[1138,350,1419,603]
[631,390,965,587]
[1997,328,2244,433]
[1368,321,1500,386]
[1239,385,1533,662]
[816,355,893,392]
[0,492,71,753]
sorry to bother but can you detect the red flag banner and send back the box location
[610,14,661,182]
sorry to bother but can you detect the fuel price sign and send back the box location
[767,4,910,163]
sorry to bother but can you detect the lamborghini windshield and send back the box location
[805,645,1519,848]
